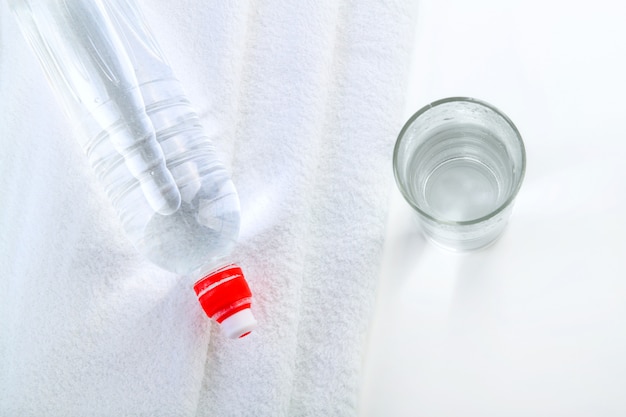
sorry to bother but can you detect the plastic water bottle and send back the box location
[10,0,256,338]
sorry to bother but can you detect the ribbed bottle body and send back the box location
[11,0,240,275]
[86,77,240,274]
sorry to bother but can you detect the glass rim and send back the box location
[393,96,527,226]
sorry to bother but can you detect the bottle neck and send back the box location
[192,258,233,284]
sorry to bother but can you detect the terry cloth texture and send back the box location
[0,1,417,416]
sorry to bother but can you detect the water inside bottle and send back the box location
[140,180,240,275]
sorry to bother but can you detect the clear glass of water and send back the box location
[393,97,526,251]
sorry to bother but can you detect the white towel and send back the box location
[0,1,417,416]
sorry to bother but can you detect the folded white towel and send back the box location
[0,1,417,416]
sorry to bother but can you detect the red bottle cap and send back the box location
[193,264,256,339]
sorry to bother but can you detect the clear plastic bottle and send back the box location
[10,0,256,338]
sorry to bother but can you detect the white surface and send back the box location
[361,1,626,416]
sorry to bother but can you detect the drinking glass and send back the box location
[393,97,526,251]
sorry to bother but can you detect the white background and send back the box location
[361,1,626,416]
